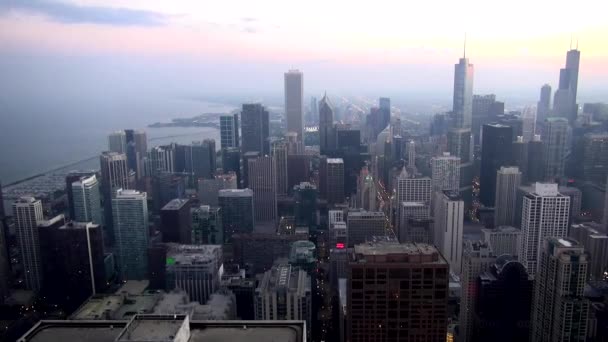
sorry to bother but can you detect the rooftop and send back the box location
[353,240,446,264]
[326,158,343,164]
[441,190,462,201]
[218,188,253,197]
[161,198,190,211]
[117,315,188,341]
[482,225,521,234]
[166,244,222,266]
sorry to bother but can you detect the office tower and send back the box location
[272,141,289,195]
[453,55,474,129]
[475,255,534,342]
[294,182,317,229]
[582,133,608,183]
[100,151,129,241]
[152,172,185,212]
[356,167,377,211]
[40,221,106,307]
[480,124,513,206]
[241,103,270,155]
[346,210,386,246]
[255,265,311,332]
[460,241,495,342]
[511,137,528,179]
[494,167,522,227]
[527,135,544,183]
[191,205,222,244]
[13,197,44,291]
[71,174,102,225]
[112,189,149,280]
[198,172,237,206]
[284,131,303,154]
[248,155,277,222]
[240,151,260,189]
[431,152,460,193]
[522,106,537,142]
[66,172,97,216]
[166,244,222,304]
[537,84,552,123]
[430,113,450,136]
[336,125,361,151]
[221,147,241,185]
[531,238,589,342]
[325,158,345,205]
[218,189,254,242]
[287,154,310,190]
[347,240,448,342]
[553,48,580,124]
[542,117,570,181]
[220,114,240,149]
[481,226,522,257]
[570,222,608,280]
[125,129,147,179]
[398,202,430,242]
[146,145,175,175]
[559,185,582,218]
[108,130,127,154]
[329,209,345,226]
[407,140,415,166]
[284,70,304,140]
[395,173,432,203]
[160,198,191,244]
[520,183,570,276]
[319,93,335,154]
[191,139,216,179]
[448,128,472,163]
[434,191,464,273]
[472,94,504,142]
[232,232,304,273]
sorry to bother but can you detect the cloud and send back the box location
[0,0,167,26]
[241,17,257,23]
[242,27,257,34]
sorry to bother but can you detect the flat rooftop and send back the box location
[354,241,447,264]
[161,198,190,211]
[117,316,185,341]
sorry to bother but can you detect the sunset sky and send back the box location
[1,0,607,101]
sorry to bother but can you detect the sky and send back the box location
[1,0,608,104]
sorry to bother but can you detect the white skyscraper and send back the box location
[112,189,149,280]
[522,106,537,142]
[494,166,522,227]
[13,197,44,292]
[407,140,416,167]
[519,183,570,276]
[108,131,127,154]
[71,174,102,225]
[284,70,304,140]
[453,55,474,129]
[434,191,464,274]
[431,152,461,193]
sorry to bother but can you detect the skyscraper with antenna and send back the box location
[553,43,580,124]
[452,35,474,129]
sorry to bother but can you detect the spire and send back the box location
[570,34,573,50]
[463,33,467,58]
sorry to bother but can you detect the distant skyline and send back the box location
[1,0,607,100]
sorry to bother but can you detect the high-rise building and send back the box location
[284,70,304,140]
[221,147,241,185]
[325,158,345,205]
[166,244,222,304]
[434,191,464,274]
[218,189,254,243]
[346,210,386,246]
[347,240,448,342]
[431,152,461,193]
[395,173,432,203]
[582,133,608,184]
[480,124,513,206]
[552,49,580,124]
[191,140,216,179]
[255,264,311,334]
[453,56,474,129]
[100,151,130,242]
[406,140,415,167]
[522,106,537,142]
[160,198,191,244]
[13,197,44,291]
[542,117,571,181]
[494,167,522,227]
[356,166,377,211]
[475,255,534,342]
[527,135,544,183]
[108,130,127,154]
[125,129,147,181]
[248,155,277,223]
[220,114,240,149]
[191,205,222,244]
[398,202,430,242]
[272,141,289,195]
[531,238,589,342]
[294,182,317,229]
[460,241,495,342]
[472,94,504,143]
[65,171,97,219]
[448,128,472,163]
[537,84,552,123]
[319,94,335,154]
[146,145,175,175]
[241,103,270,155]
[71,174,102,225]
[112,189,149,280]
[570,222,608,281]
[519,183,570,276]
[232,232,305,274]
[481,226,522,257]
[198,172,237,206]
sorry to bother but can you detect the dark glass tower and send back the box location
[479,124,513,206]
[241,103,270,155]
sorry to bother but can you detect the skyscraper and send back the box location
[100,151,130,242]
[108,130,127,154]
[166,244,222,304]
[542,117,570,181]
[582,133,608,184]
[284,70,304,140]
[191,139,216,179]
[480,124,513,206]
[191,205,222,244]
[521,106,537,142]
[112,189,149,280]
[431,152,461,193]
[325,158,345,205]
[221,147,241,185]
[347,240,448,342]
[395,172,432,204]
[570,222,608,281]
[553,48,580,124]
[13,197,44,292]
[531,238,589,342]
[481,226,522,257]
[272,141,289,195]
[537,84,552,123]
[71,174,102,225]
[494,167,522,227]
[218,189,254,242]
[248,155,277,223]
[219,114,240,149]
[519,183,570,276]
[160,198,191,244]
[319,93,334,154]
[241,103,270,155]
[447,128,472,163]
[434,191,464,274]
[294,182,317,229]
[453,55,474,129]
[527,135,544,183]
[346,210,386,246]
[460,240,495,342]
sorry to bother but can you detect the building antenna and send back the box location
[463,33,467,58]
[570,34,573,50]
